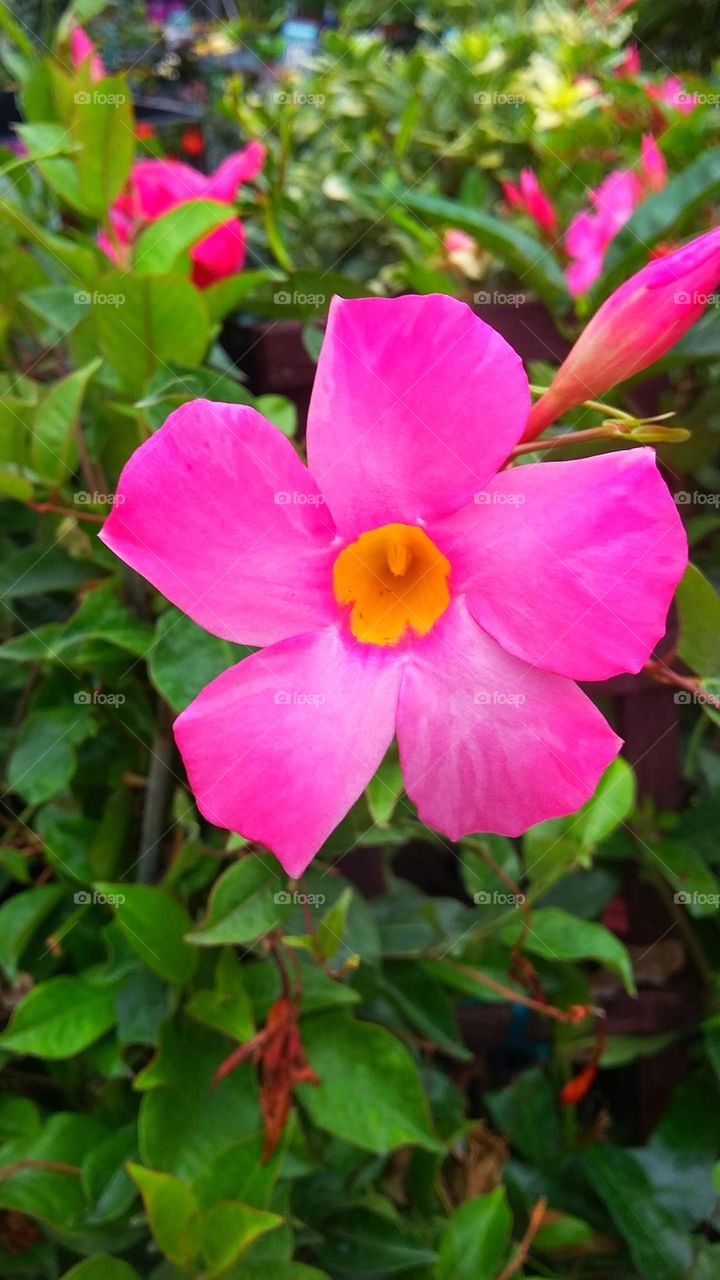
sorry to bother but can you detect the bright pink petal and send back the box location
[191,217,246,287]
[429,450,686,682]
[175,629,401,875]
[306,295,530,537]
[205,142,266,201]
[131,160,207,219]
[99,399,337,646]
[70,26,106,81]
[396,602,621,840]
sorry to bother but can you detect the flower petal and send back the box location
[429,449,687,681]
[205,141,266,201]
[396,603,621,840]
[191,218,246,287]
[100,400,337,646]
[306,295,530,536]
[131,160,207,218]
[175,628,401,875]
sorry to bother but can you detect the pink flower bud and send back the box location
[640,133,668,193]
[524,226,720,440]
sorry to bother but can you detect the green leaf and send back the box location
[148,608,251,712]
[254,394,297,438]
[94,270,211,396]
[581,1144,694,1280]
[0,201,98,283]
[188,854,290,947]
[127,1164,199,1271]
[437,1188,512,1280]
[676,563,720,677]
[381,960,471,1061]
[599,149,720,296]
[7,706,95,805]
[0,885,64,981]
[574,757,636,850]
[297,1012,441,1154]
[387,188,567,302]
[313,887,353,961]
[187,985,255,1042]
[31,357,101,485]
[203,269,283,323]
[200,1200,282,1277]
[94,883,198,984]
[366,744,404,825]
[312,1207,436,1275]
[60,1259,140,1280]
[134,200,237,274]
[500,907,636,994]
[0,975,117,1058]
[71,75,134,216]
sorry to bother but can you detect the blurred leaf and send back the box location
[7,706,95,805]
[500,907,636,994]
[134,200,236,274]
[127,1164,198,1271]
[71,76,134,216]
[297,1012,441,1154]
[676,563,720,676]
[575,758,636,850]
[188,854,290,947]
[0,885,64,981]
[437,1188,512,1280]
[60,1259,140,1280]
[95,883,198,984]
[31,357,101,485]
[366,744,404,826]
[312,1207,436,1275]
[94,270,210,396]
[0,975,117,1058]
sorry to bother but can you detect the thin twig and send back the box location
[495,1197,548,1280]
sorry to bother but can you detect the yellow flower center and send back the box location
[333,522,451,646]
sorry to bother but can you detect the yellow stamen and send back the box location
[333,522,451,646]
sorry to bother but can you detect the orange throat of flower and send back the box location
[333,522,451,646]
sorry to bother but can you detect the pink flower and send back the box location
[615,43,640,78]
[100,296,686,874]
[648,76,695,114]
[640,133,668,192]
[99,142,265,288]
[527,226,720,438]
[502,169,557,239]
[444,229,477,256]
[565,169,643,296]
[69,25,106,82]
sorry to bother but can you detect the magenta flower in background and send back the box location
[640,133,668,192]
[564,169,643,296]
[99,142,266,287]
[648,76,695,114]
[502,169,557,240]
[69,25,106,81]
[101,295,686,875]
[527,226,720,438]
[615,43,641,78]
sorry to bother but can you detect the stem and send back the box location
[509,424,623,458]
[495,1197,547,1280]
[0,1160,80,1181]
[644,659,720,708]
[136,701,176,884]
[26,500,104,524]
[439,961,600,1024]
